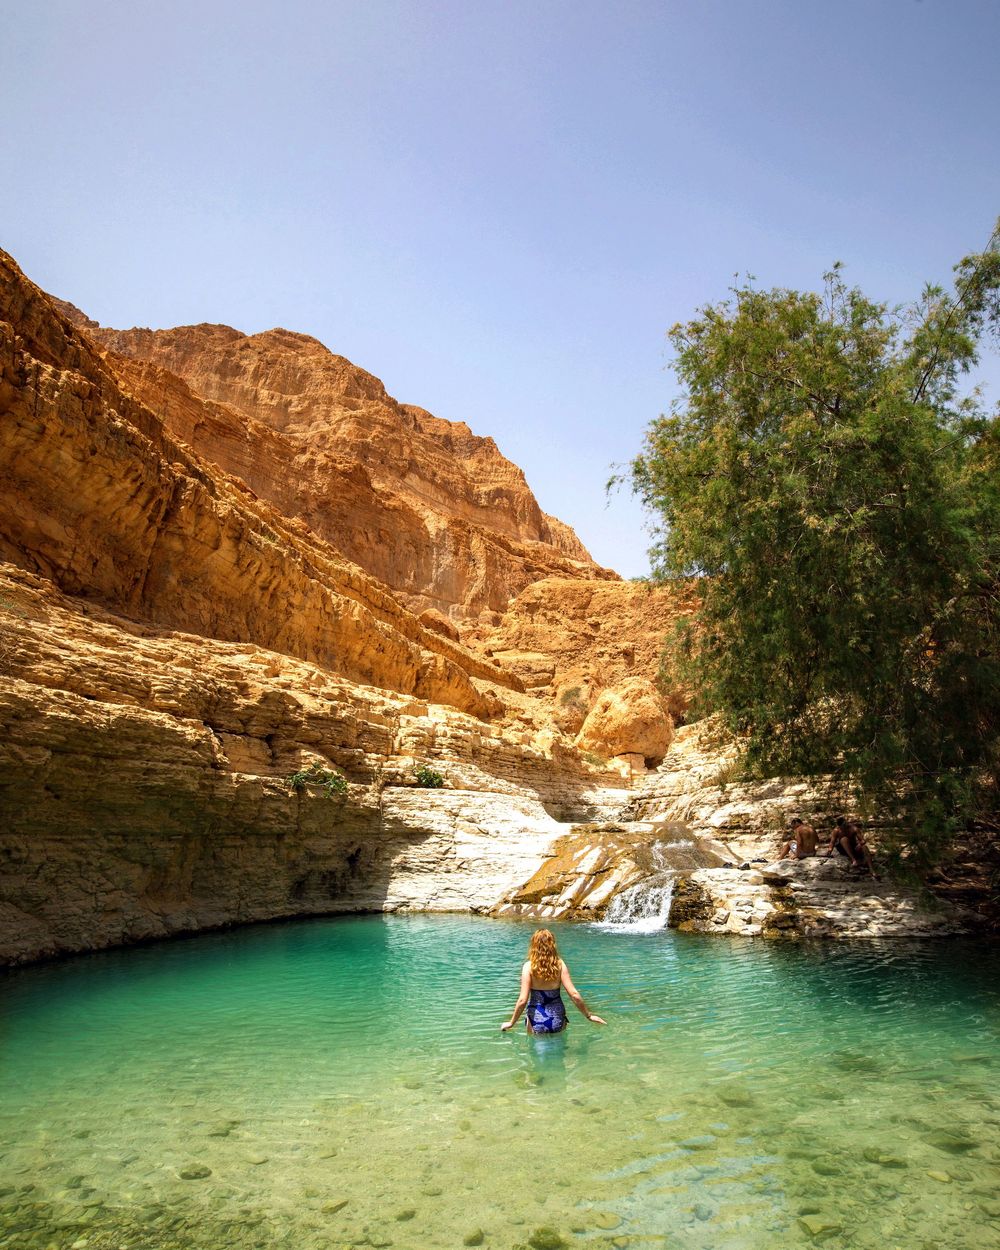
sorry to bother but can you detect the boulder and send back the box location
[575,677,674,766]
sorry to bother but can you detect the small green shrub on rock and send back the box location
[414,765,445,788]
[287,762,348,797]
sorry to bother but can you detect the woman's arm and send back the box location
[500,962,532,1032]
[560,961,606,1025]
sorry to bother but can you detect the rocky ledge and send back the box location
[670,856,982,940]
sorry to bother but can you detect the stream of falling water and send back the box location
[595,840,685,933]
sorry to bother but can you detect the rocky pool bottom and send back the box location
[1,916,998,1250]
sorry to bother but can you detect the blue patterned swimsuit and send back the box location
[526,987,567,1034]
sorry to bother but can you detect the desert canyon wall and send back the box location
[0,249,986,964]
[1,248,685,964]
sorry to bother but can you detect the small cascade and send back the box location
[491,821,731,925]
[595,874,676,933]
[595,840,680,933]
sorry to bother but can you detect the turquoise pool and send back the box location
[2,915,998,1249]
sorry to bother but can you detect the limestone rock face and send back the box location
[669,858,980,940]
[575,677,675,766]
[1,248,988,965]
[493,821,734,922]
[0,565,628,964]
[0,250,517,720]
[470,576,696,712]
[66,311,616,621]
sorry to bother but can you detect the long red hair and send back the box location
[529,929,561,984]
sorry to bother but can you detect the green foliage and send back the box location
[287,762,348,797]
[414,765,445,788]
[580,750,606,768]
[559,685,583,707]
[629,222,1000,864]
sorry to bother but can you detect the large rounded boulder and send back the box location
[574,677,674,767]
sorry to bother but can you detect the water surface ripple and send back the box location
[2,915,999,1249]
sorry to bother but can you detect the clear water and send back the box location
[2,916,999,1250]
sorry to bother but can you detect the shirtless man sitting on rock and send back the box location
[824,816,879,877]
[777,817,818,861]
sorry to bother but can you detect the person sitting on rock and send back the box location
[824,816,878,876]
[777,817,818,860]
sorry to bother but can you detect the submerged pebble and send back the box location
[527,1227,567,1249]
[798,1214,842,1239]
[178,1166,212,1181]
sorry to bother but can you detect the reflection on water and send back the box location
[1,915,999,1249]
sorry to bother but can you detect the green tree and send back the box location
[630,223,1000,865]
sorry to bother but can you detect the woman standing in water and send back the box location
[500,929,607,1034]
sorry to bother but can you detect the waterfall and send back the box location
[595,876,675,933]
[595,842,678,933]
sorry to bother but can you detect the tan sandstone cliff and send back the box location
[0,248,647,964]
[1,248,980,965]
[62,309,617,623]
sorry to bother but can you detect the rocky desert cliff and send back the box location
[0,248,986,964]
[63,307,615,623]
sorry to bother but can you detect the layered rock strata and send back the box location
[66,311,616,621]
[1,250,521,720]
[491,821,734,923]
[1,247,986,965]
[669,858,980,939]
[495,720,983,938]
[0,566,627,965]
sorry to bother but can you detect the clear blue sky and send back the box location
[2,0,998,576]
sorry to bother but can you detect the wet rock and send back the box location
[208,1121,239,1137]
[717,1089,754,1107]
[693,1203,712,1221]
[463,1230,485,1246]
[923,1130,977,1154]
[591,1211,621,1229]
[178,1165,212,1180]
[528,1228,568,1250]
[798,1214,843,1239]
[421,1185,443,1196]
[926,1171,952,1183]
[862,1148,908,1168]
[245,1154,269,1165]
[394,1207,416,1221]
[810,1160,840,1176]
[322,1199,349,1214]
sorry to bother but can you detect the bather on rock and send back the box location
[500,928,606,1035]
[824,816,879,877]
[777,817,818,861]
